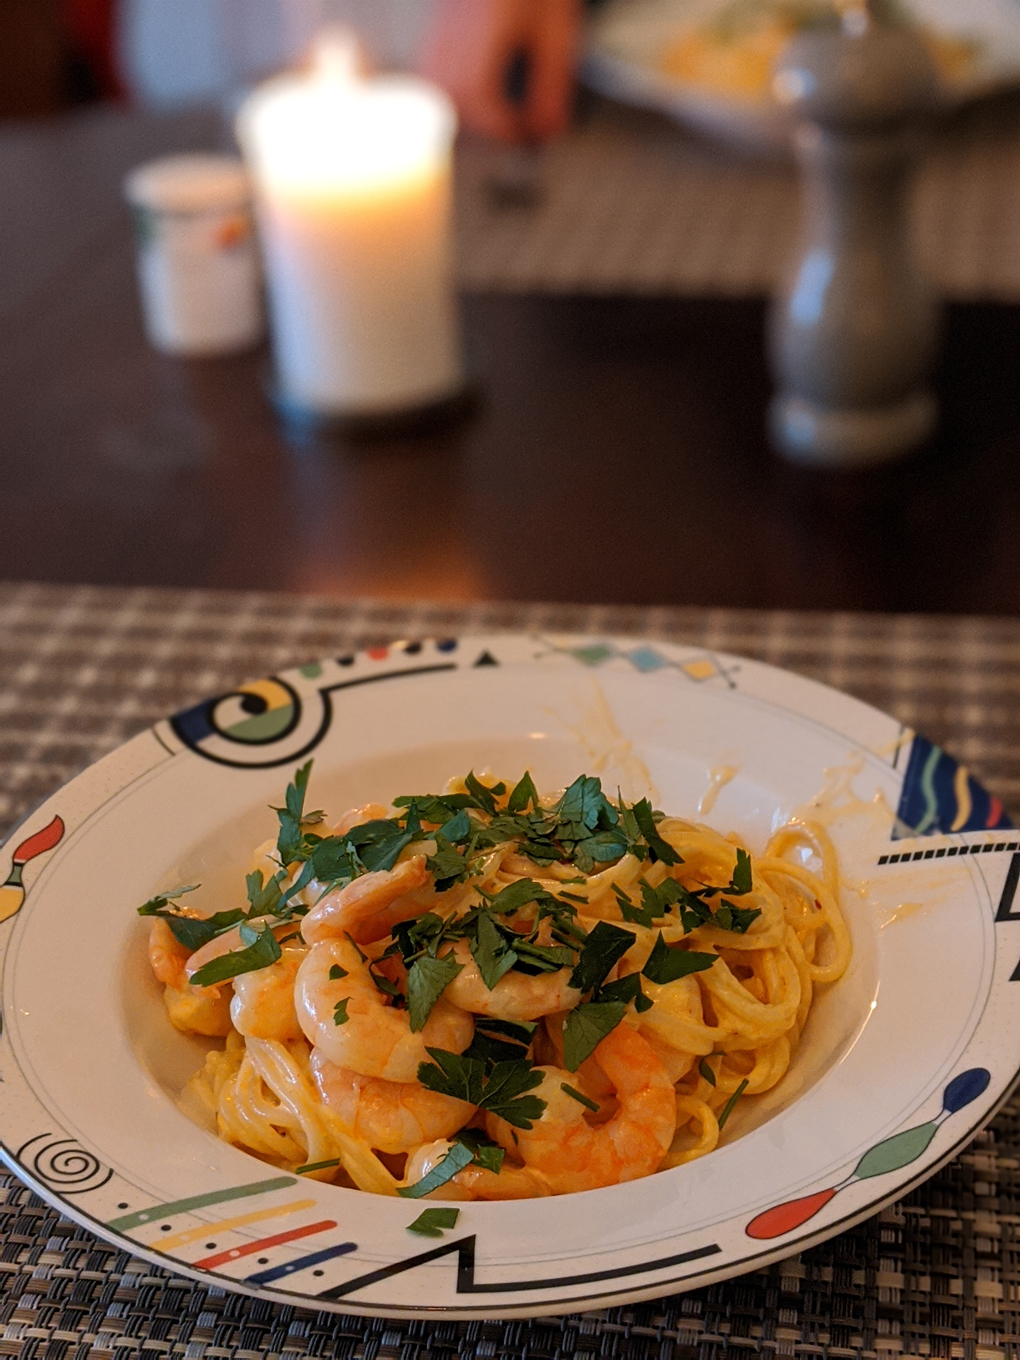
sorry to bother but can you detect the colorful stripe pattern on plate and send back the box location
[745,1068,991,1240]
[894,737,1012,839]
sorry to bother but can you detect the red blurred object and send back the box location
[61,0,123,99]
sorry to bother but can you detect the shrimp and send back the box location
[334,803,388,835]
[231,940,309,1041]
[310,1050,475,1154]
[486,1024,676,1194]
[403,1140,549,1200]
[302,858,430,946]
[147,918,232,1036]
[148,916,190,989]
[443,938,582,1022]
[294,935,474,1083]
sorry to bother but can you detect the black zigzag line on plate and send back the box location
[316,1235,722,1301]
[877,840,1020,866]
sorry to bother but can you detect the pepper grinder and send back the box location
[768,4,940,467]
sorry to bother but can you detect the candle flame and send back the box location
[311,26,362,88]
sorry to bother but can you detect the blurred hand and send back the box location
[419,0,582,143]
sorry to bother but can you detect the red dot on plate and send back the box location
[367,648,389,660]
[745,1187,838,1240]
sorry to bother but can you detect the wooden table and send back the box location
[2,104,1020,612]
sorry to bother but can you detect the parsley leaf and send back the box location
[569,920,636,994]
[333,997,350,1026]
[455,1129,505,1174]
[469,911,518,990]
[572,829,630,874]
[246,868,286,916]
[426,834,467,891]
[562,1001,627,1071]
[561,1082,600,1112]
[641,933,717,984]
[137,884,199,915]
[406,1207,461,1236]
[464,1018,536,1068]
[631,799,682,866]
[397,1141,474,1199]
[464,772,506,816]
[512,938,574,972]
[507,771,540,813]
[418,1050,547,1129]
[438,809,472,843]
[328,964,347,981]
[480,1060,548,1128]
[345,819,413,873]
[614,885,655,927]
[406,954,463,1032]
[393,913,446,966]
[393,793,473,823]
[730,848,753,895]
[713,901,762,933]
[189,924,281,987]
[483,879,558,916]
[274,761,313,865]
[700,848,754,900]
[597,971,653,1013]
[717,1078,749,1131]
[145,908,246,954]
[417,1048,484,1104]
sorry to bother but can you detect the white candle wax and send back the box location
[238,41,463,419]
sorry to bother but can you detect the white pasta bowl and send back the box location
[0,633,1017,1319]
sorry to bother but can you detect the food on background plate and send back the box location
[142,764,851,1200]
[658,0,978,101]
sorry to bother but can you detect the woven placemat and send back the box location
[3,580,1020,1360]
[454,94,1020,301]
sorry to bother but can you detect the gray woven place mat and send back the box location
[3,580,1020,1360]
[454,95,1020,300]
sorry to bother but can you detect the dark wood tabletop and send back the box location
[2,103,1019,613]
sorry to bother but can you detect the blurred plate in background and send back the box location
[583,0,1020,153]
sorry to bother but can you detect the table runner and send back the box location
[455,95,1020,301]
[2,580,1020,1360]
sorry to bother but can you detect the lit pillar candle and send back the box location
[237,36,463,420]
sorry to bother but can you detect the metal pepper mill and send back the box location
[768,5,940,467]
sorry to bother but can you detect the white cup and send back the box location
[125,153,264,357]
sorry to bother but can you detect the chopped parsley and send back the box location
[562,1000,628,1071]
[189,923,281,987]
[699,1058,717,1087]
[642,933,717,984]
[569,921,636,994]
[464,1018,536,1067]
[397,1140,474,1199]
[717,1078,749,1131]
[407,1207,461,1236]
[561,1082,600,1112]
[406,954,463,1032]
[454,1129,506,1174]
[333,998,350,1026]
[417,1049,547,1129]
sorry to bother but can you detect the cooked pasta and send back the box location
[142,766,851,1200]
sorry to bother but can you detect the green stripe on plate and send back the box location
[107,1177,298,1231]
